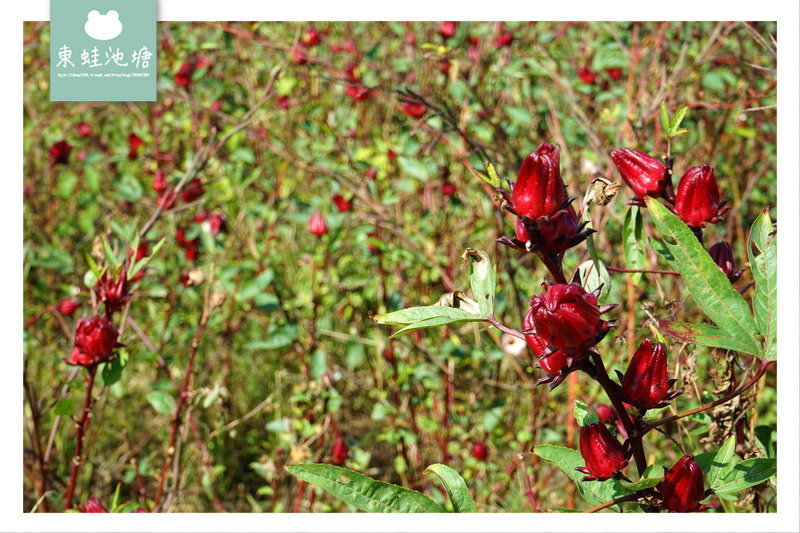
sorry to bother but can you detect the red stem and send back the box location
[63,365,97,510]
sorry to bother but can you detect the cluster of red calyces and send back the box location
[497,143,594,280]
[611,148,730,229]
[523,282,615,389]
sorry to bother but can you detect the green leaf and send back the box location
[707,435,737,489]
[577,258,610,301]
[658,321,758,354]
[747,210,777,360]
[310,349,327,381]
[463,248,495,315]
[534,445,628,508]
[485,162,501,188]
[374,305,485,338]
[713,458,776,495]
[503,105,533,126]
[285,464,444,513]
[645,198,761,355]
[573,400,598,427]
[424,464,476,513]
[622,206,647,285]
[660,103,671,138]
[754,425,776,459]
[146,390,176,414]
[668,105,688,136]
[620,464,663,491]
[53,398,75,416]
[129,237,166,280]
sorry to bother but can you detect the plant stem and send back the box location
[643,358,773,433]
[486,314,526,340]
[585,493,642,513]
[536,251,568,284]
[63,365,98,510]
[588,352,647,476]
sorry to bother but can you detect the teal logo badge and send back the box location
[50,0,156,101]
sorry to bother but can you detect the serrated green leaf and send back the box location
[534,445,628,508]
[463,248,495,316]
[669,106,688,136]
[285,464,444,513]
[747,210,777,360]
[707,435,737,489]
[424,464,476,512]
[657,321,758,353]
[146,390,176,414]
[623,206,647,285]
[713,458,776,495]
[620,464,663,491]
[645,198,761,355]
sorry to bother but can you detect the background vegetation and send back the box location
[23,21,777,512]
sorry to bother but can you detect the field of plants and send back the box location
[22,21,777,514]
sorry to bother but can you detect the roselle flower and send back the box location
[657,455,711,512]
[470,441,488,461]
[438,21,457,40]
[346,85,371,101]
[56,299,80,316]
[152,169,168,193]
[673,164,729,228]
[576,423,629,481]
[79,497,109,513]
[577,67,596,84]
[708,241,743,283]
[610,148,670,200]
[332,436,349,465]
[49,140,72,166]
[332,193,352,212]
[175,61,194,88]
[308,211,328,236]
[94,267,130,314]
[508,143,568,219]
[302,27,320,47]
[618,339,681,410]
[528,283,610,350]
[606,67,623,80]
[181,177,205,203]
[77,121,92,138]
[402,102,426,119]
[69,316,119,367]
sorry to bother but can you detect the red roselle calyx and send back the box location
[438,21,457,40]
[68,316,119,367]
[708,241,743,283]
[523,308,568,376]
[509,143,567,219]
[470,441,488,461]
[576,423,630,481]
[610,148,672,201]
[401,101,426,119]
[49,140,72,166]
[308,211,328,236]
[332,436,349,465]
[657,455,711,512]
[56,299,80,316]
[527,283,613,350]
[332,193,352,212]
[673,164,729,228]
[617,339,681,410]
[94,267,131,315]
[79,497,109,513]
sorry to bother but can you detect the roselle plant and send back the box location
[286,105,777,513]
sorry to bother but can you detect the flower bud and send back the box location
[576,423,629,481]
[94,267,130,314]
[79,497,109,513]
[56,299,80,316]
[673,164,727,228]
[49,140,72,166]
[610,148,669,200]
[470,441,488,461]
[619,338,680,410]
[438,21,457,40]
[308,211,328,236]
[708,241,743,283]
[69,316,119,367]
[510,143,568,219]
[332,436,349,465]
[657,455,708,512]
[528,283,603,349]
